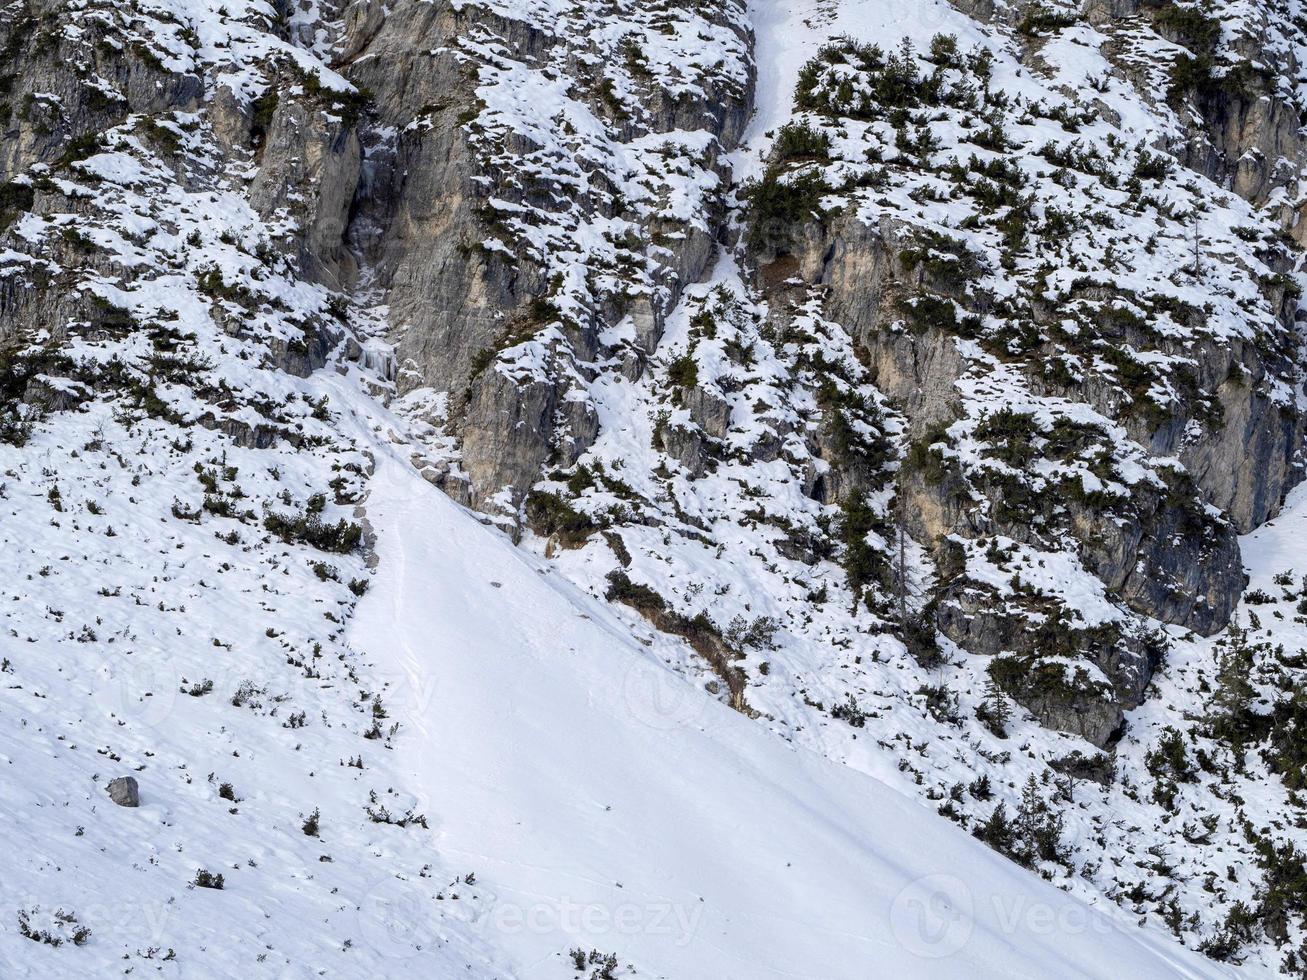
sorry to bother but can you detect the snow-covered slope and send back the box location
[0,353,1250,978]
[353,397,1240,979]
[4,0,1307,975]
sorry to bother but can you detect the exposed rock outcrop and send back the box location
[339,0,754,513]
[106,775,139,808]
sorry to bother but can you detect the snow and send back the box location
[734,0,989,181]
[3,0,1307,974]
[351,411,1243,979]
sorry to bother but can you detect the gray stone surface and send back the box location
[106,776,139,808]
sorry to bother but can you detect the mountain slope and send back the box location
[2,0,1307,976]
[353,392,1245,979]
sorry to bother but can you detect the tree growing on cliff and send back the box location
[977,679,1011,738]
[1208,620,1259,748]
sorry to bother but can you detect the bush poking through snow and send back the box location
[975,776,1069,870]
[831,694,868,728]
[568,948,621,978]
[525,491,597,549]
[193,869,224,890]
[365,790,428,829]
[723,614,778,652]
[17,908,91,947]
[1145,727,1196,810]
[739,164,831,254]
[264,494,362,553]
[771,121,831,164]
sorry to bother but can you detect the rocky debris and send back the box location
[105,776,139,808]
[1049,751,1115,788]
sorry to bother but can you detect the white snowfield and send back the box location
[352,416,1247,979]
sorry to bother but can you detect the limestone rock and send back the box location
[106,776,139,808]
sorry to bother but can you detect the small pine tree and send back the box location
[1209,621,1257,745]
[977,680,1011,738]
[1269,687,1307,789]
[977,802,1015,854]
[1014,775,1067,867]
[1144,726,1195,810]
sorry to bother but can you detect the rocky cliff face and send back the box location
[340,0,1307,750]
[332,0,753,516]
[6,0,1307,973]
